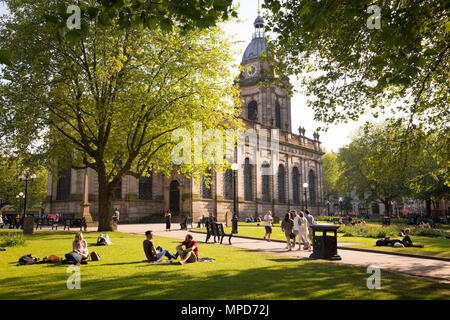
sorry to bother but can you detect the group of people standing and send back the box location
[263,209,315,251]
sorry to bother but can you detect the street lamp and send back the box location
[18,169,36,218]
[338,197,343,217]
[231,163,239,234]
[303,182,308,210]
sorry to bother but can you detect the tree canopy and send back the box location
[263,0,449,135]
[337,121,449,216]
[0,0,243,230]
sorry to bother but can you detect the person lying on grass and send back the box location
[175,234,198,265]
[143,230,177,262]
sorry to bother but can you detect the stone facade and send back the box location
[44,15,324,223]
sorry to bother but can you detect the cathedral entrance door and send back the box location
[169,180,180,214]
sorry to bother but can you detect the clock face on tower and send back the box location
[246,64,257,77]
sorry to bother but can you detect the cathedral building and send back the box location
[44,15,324,222]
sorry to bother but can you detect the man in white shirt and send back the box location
[263,211,273,241]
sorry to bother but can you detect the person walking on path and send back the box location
[165,210,172,232]
[291,211,299,248]
[305,209,314,243]
[298,212,311,251]
[281,213,295,251]
[263,211,273,241]
[113,208,120,226]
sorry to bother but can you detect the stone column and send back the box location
[80,169,95,226]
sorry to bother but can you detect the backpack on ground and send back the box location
[375,239,388,246]
[64,251,82,265]
[90,251,100,261]
[19,254,39,265]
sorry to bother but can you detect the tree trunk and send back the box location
[425,199,432,218]
[97,171,114,232]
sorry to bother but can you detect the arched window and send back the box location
[201,167,212,199]
[308,170,316,206]
[248,101,258,121]
[223,169,233,200]
[262,163,270,202]
[244,158,252,201]
[113,179,122,200]
[278,164,285,203]
[139,171,152,200]
[275,101,281,129]
[292,167,300,204]
[56,166,71,201]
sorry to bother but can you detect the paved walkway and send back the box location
[112,224,450,283]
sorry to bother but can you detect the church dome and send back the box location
[241,16,269,63]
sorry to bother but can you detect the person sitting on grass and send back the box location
[175,234,198,265]
[399,228,424,247]
[143,230,177,262]
[73,232,89,261]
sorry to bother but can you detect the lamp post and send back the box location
[303,182,308,211]
[16,192,24,216]
[338,197,343,217]
[231,163,239,234]
[326,200,330,216]
[18,169,36,218]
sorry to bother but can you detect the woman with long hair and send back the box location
[165,210,172,232]
[73,232,89,260]
[281,212,294,251]
[298,212,311,251]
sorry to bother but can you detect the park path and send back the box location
[110,223,450,283]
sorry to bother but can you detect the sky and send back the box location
[0,0,369,152]
[223,0,369,152]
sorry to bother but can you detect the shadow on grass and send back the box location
[1,259,449,300]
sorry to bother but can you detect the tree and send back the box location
[0,0,243,231]
[0,0,237,65]
[0,154,48,211]
[263,1,449,136]
[404,129,449,217]
[322,152,345,201]
[338,123,411,216]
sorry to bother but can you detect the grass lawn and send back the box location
[0,230,449,300]
[196,226,450,258]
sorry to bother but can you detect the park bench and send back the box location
[180,216,193,230]
[205,222,232,245]
[197,216,209,228]
[63,216,87,231]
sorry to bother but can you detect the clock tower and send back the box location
[239,15,292,132]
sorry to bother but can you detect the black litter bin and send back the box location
[309,224,341,260]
